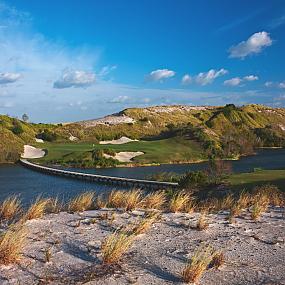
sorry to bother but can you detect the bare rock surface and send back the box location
[0,207,284,285]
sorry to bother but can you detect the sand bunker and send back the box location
[21,145,45,159]
[99,136,138,145]
[104,151,144,162]
[34,138,44,143]
[69,134,79,141]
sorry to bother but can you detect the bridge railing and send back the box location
[19,159,179,190]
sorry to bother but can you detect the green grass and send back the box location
[36,137,205,166]
[229,169,285,191]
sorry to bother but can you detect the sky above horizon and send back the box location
[0,0,285,123]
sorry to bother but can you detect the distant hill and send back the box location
[1,104,285,163]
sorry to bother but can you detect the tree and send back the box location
[22,113,29,122]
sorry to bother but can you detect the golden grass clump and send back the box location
[96,194,107,209]
[0,195,22,221]
[107,190,126,208]
[132,212,160,235]
[169,192,190,213]
[219,194,235,210]
[210,251,225,269]
[68,192,95,212]
[0,224,27,265]
[124,189,143,211]
[251,201,268,221]
[253,184,284,206]
[181,246,213,283]
[46,197,63,213]
[142,191,166,210]
[101,231,134,264]
[196,213,209,231]
[237,191,251,209]
[23,197,50,221]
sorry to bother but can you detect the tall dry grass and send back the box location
[169,192,190,213]
[107,190,126,208]
[23,197,50,221]
[124,189,143,211]
[142,191,166,210]
[0,224,27,265]
[181,246,213,283]
[68,192,95,212]
[132,212,160,235]
[0,195,22,221]
[101,231,134,264]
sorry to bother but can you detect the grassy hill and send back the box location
[1,104,285,165]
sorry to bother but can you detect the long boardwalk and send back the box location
[19,159,179,190]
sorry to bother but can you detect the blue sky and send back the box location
[0,0,285,122]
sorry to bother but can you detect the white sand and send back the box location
[0,207,284,284]
[99,136,138,145]
[34,138,44,143]
[104,151,144,162]
[21,145,45,159]
[69,134,79,141]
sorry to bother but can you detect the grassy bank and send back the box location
[229,169,285,190]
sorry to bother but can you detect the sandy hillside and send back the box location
[0,207,284,285]
[99,136,138,145]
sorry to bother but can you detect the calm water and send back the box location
[1,148,285,204]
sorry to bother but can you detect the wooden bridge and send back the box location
[19,159,179,190]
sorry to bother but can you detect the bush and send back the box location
[37,129,57,142]
[179,171,208,189]
[11,120,23,135]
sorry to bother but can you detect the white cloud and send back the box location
[0,72,21,84]
[195,69,228,85]
[53,69,96,89]
[279,82,285,89]
[181,74,192,85]
[224,77,242,86]
[265,81,273,87]
[243,75,258,81]
[146,69,175,82]
[98,65,117,77]
[108,95,129,103]
[229,31,272,59]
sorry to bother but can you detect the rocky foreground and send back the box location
[0,207,284,285]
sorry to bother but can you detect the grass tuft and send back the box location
[210,251,225,269]
[0,224,27,265]
[68,192,95,212]
[107,191,126,208]
[169,192,190,213]
[0,195,22,222]
[124,189,143,211]
[23,197,50,221]
[142,191,166,210]
[196,213,209,231]
[101,231,134,264]
[132,212,160,235]
[181,245,213,283]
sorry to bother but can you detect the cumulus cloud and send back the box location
[53,69,96,89]
[228,31,272,59]
[279,82,285,89]
[244,75,258,81]
[181,74,192,85]
[224,77,242,86]
[0,72,21,84]
[146,69,175,82]
[195,69,228,85]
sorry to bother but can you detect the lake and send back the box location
[1,148,285,204]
